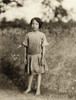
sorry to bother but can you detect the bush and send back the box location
[0,22,76,96]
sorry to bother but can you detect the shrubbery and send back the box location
[0,21,76,97]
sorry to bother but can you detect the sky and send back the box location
[0,0,76,23]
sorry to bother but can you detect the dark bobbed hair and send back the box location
[30,17,42,29]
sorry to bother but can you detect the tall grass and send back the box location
[0,21,76,96]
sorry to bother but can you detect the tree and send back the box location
[0,0,24,13]
[42,0,68,22]
[0,0,70,23]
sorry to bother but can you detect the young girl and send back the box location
[23,17,49,95]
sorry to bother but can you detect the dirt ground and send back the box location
[0,73,75,100]
[0,89,75,100]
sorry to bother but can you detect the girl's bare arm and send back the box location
[24,47,28,64]
[41,46,45,59]
[41,46,46,65]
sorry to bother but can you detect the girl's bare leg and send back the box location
[36,74,41,95]
[24,75,33,94]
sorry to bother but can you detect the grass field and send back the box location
[0,21,76,99]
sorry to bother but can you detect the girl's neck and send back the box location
[32,30,39,33]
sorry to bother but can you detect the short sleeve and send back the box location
[23,34,29,47]
[42,34,49,47]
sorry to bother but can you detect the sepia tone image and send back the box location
[0,0,76,100]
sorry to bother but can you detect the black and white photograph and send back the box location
[0,0,76,100]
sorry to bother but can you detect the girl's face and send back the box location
[31,20,39,31]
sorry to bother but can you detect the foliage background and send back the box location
[0,20,76,98]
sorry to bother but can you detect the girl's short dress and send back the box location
[23,31,49,75]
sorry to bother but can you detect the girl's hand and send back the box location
[40,58,44,66]
[24,58,27,64]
